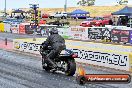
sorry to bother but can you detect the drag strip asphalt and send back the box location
[0,49,124,88]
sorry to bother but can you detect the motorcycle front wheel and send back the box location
[42,58,52,72]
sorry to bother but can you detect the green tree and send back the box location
[77,0,95,6]
[77,0,86,6]
[118,0,128,5]
[86,0,95,6]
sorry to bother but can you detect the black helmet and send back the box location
[49,27,58,34]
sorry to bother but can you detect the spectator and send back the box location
[117,17,121,26]
[109,18,113,25]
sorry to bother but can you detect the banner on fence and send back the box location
[111,29,132,44]
[129,53,132,72]
[57,26,71,39]
[10,24,19,33]
[19,24,25,34]
[40,25,71,38]
[70,26,88,40]
[4,23,11,32]
[25,25,34,34]
[39,25,57,37]
[88,27,111,41]
[0,23,4,32]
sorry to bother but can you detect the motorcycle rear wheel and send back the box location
[65,60,76,76]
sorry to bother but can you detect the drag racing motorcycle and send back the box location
[40,45,77,76]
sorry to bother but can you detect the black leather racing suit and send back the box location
[43,33,66,67]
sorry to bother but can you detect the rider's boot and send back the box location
[45,56,57,69]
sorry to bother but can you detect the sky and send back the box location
[0,0,132,10]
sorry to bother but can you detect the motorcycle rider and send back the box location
[42,27,66,69]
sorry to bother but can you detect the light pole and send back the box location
[5,0,7,16]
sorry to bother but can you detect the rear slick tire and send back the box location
[65,60,76,76]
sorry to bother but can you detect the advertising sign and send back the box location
[111,29,132,43]
[19,24,25,34]
[129,53,132,72]
[10,24,19,33]
[4,23,11,32]
[40,25,58,37]
[111,29,121,43]
[25,25,34,34]
[0,23,4,32]
[88,27,111,41]
[57,26,71,39]
[39,26,49,37]
[129,30,132,44]
[120,30,130,43]
[70,26,88,40]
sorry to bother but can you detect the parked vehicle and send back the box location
[80,17,110,27]
[3,18,24,24]
[93,17,110,26]
[80,18,94,27]
[49,12,68,19]
[42,14,49,18]
[71,14,89,19]
[3,18,16,24]
[11,19,25,24]
[0,16,6,23]
[47,21,63,26]
[47,20,69,26]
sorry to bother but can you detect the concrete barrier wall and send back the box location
[13,38,132,72]
[0,23,4,32]
[0,23,11,32]
[4,24,11,32]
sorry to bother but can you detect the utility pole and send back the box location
[5,0,7,17]
[64,0,67,12]
[29,4,39,41]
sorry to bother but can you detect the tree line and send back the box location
[77,0,128,6]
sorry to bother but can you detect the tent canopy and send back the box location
[12,9,26,13]
[70,9,89,15]
[112,6,132,15]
